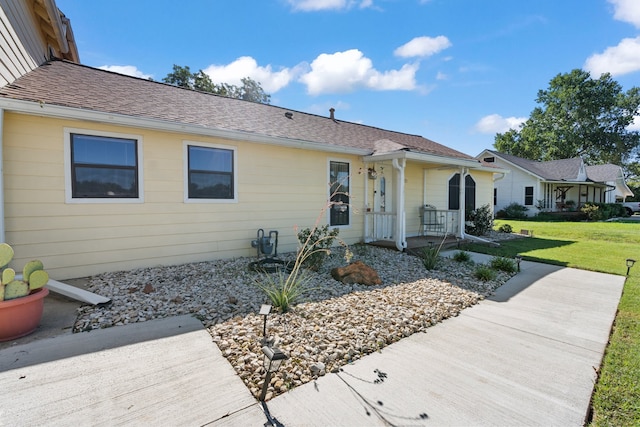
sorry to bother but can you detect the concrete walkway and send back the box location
[0,255,625,426]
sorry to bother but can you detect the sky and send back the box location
[55,0,640,157]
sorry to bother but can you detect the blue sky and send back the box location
[56,0,640,157]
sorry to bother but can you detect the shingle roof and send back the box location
[485,150,584,180]
[585,164,623,182]
[0,59,474,161]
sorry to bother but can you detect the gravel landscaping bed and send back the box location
[73,241,516,401]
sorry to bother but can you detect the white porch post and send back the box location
[0,109,5,243]
[363,162,370,242]
[392,158,407,251]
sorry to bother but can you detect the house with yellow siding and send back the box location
[0,57,505,279]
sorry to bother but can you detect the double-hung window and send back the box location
[65,129,143,202]
[185,142,237,202]
[524,186,534,206]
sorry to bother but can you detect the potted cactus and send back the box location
[0,243,50,342]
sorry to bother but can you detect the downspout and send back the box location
[363,162,370,242]
[0,109,5,243]
[392,158,407,251]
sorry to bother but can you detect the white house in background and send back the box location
[476,150,634,216]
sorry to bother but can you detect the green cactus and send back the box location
[2,268,15,284]
[0,243,13,269]
[0,244,48,302]
[4,280,29,300]
[23,260,44,282]
[28,270,49,291]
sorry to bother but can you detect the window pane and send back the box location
[448,174,460,210]
[189,146,232,172]
[330,161,349,226]
[74,167,137,197]
[72,134,136,166]
[189,172,233,199]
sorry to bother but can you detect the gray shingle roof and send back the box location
[0,60,475,161]
[485,150,584,181]
[585,164,623,182]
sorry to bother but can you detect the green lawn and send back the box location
[463,220,640,426]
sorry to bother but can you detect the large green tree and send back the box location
[494,69,640,169]
[162,65,271,104]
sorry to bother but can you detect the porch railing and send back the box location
[365,212,396,241]
[419,209,460,237]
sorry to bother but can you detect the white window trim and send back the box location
[327,158,352,229]
[64,127,144,204]
[183,140,238,203]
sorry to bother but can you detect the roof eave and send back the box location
[365,150,509,172]
[0,98,371,155]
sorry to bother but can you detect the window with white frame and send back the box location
[329,160,350,226]
[185,142,237,201]
[65,129,143,202]
[524,186,534,206]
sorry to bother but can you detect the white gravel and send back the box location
[74,241,516,401]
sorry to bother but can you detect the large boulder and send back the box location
[330,261,382,286]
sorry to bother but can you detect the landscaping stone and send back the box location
[330,260,381,285]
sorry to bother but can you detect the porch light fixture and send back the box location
[260,345,288,401]
[626,259,636,276]
[259,304,272,343]
[515,254,522,272]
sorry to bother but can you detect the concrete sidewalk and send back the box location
[0,255,625,426]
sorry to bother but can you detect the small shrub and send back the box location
[489,256,517,273]
[474,264,497,281]
[297,225,339,270]
[421,246,440,270]
[498,223,513,233]
[497,203,529,219]
[465,204,493,236]
[581,203,603,221]
[255,270,311,313]
[452,251,472,263]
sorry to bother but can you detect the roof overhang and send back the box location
[364,150,509,173]
[0,98,370,156]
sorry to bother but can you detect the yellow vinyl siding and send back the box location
[2,113,365,278]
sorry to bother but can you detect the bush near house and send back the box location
[465,204,493,236]
[496,203,529,219]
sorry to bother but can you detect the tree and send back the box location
[494,69,640,169]
[162,64,270,104]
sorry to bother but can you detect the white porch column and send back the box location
[392,158,407,251]
[363,162,370,242]
[0,109,5,243]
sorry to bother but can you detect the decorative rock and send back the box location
[142,283,154,294]
[330,261,382,285]
[310,362,326,376]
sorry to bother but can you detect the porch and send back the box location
[368,234,464,255]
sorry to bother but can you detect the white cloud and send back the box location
[394,36,452,58]
[287,0,372,11]
[584,36,640,77]
[99,65,152,79]
[203,56,296,93]
[474,114,526,134]
[608,0,640,28]
[298,49,418,95]
[629,115,640,131]
[436,71,448,80]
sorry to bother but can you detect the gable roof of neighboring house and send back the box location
[0,59,490,168]
[585,164,625,182]
[481,150,587,181]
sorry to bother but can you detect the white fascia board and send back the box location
[0,98,370,156]
[490,153,546,181]
[364,150,509,172]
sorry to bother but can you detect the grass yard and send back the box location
[463,220,640,426]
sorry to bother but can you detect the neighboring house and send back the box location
[477,149,633,216]
[0,60,506,279]
[0,0,79,87]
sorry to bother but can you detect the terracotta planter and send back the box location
[0,288,49,342]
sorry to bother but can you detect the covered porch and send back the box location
[359,150,507,251]
[539,182,612,213]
